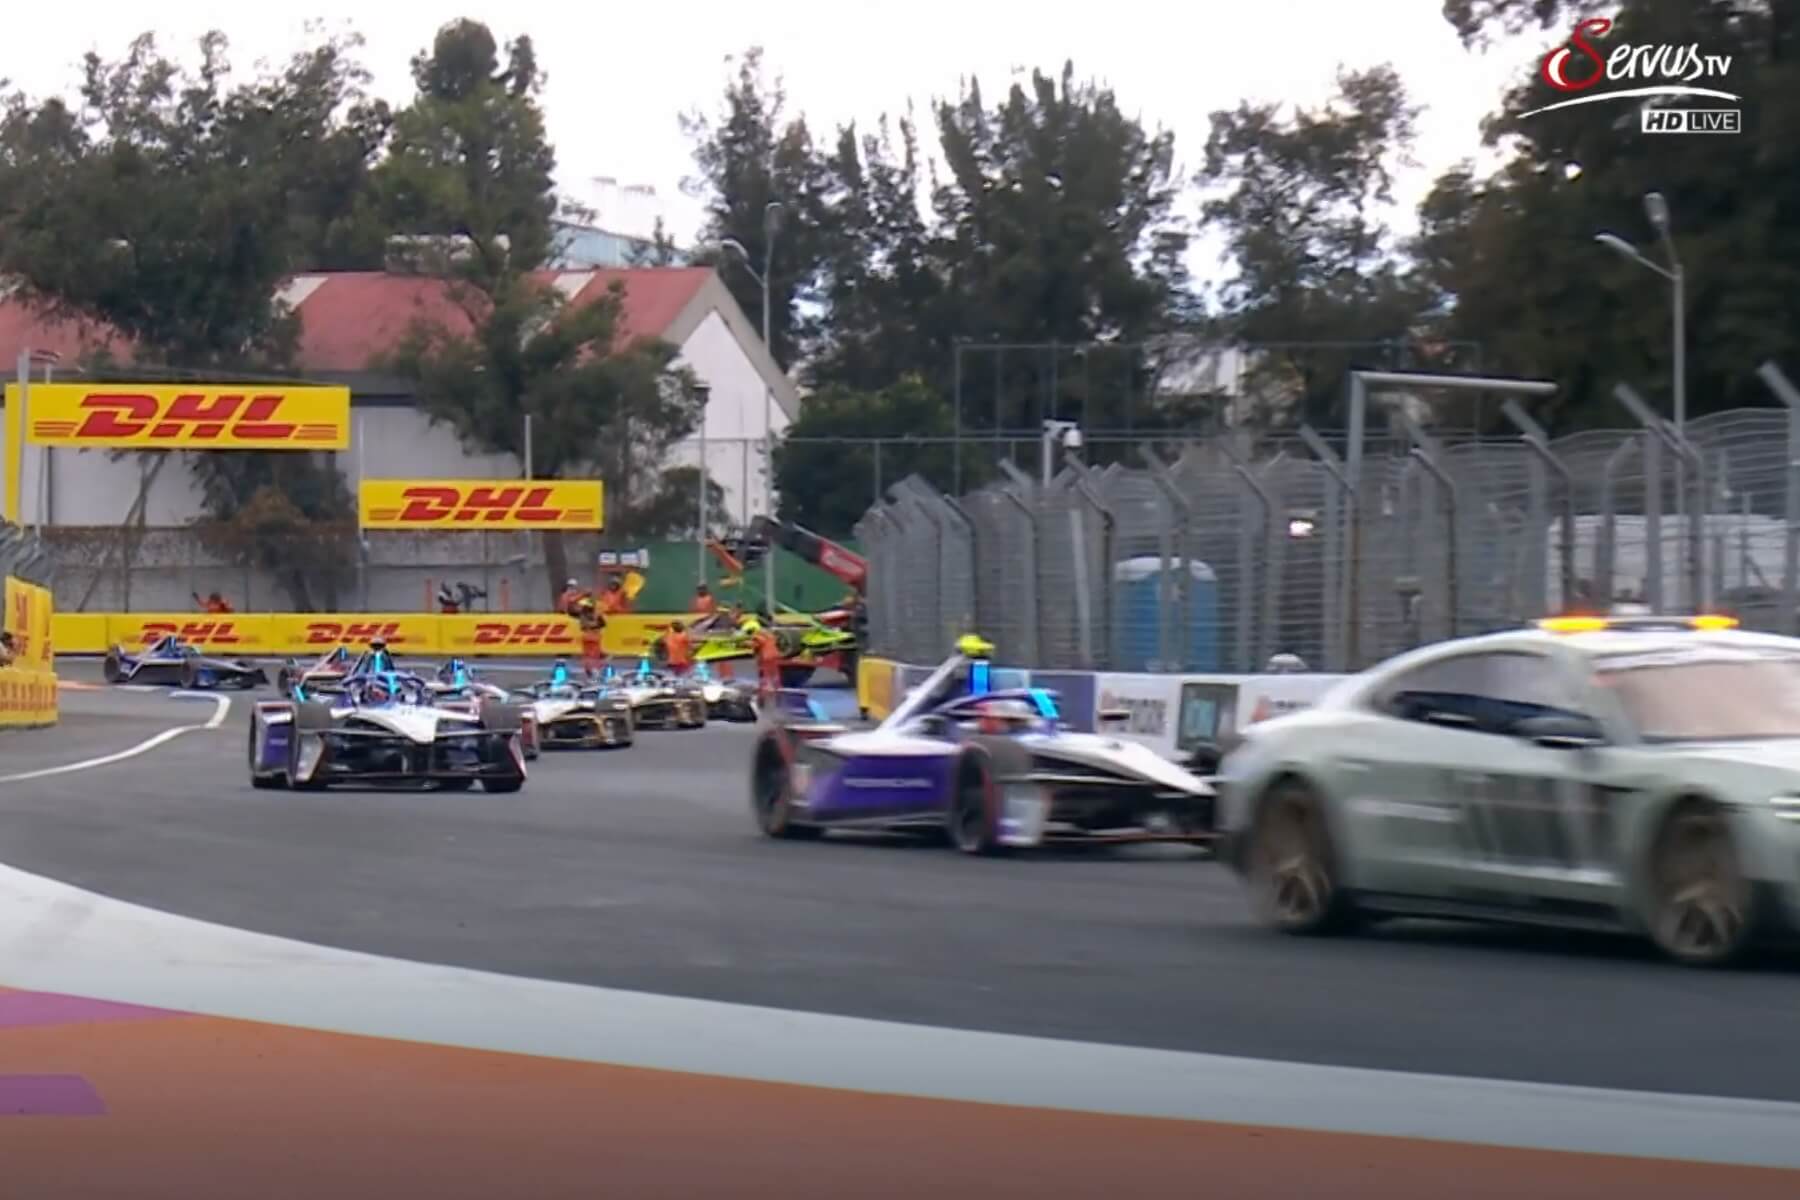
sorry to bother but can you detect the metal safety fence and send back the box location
[854,382,1800,673]
[0,519,56,588]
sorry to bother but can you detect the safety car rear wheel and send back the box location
[1645,799,1757,967]
[1245,777,1352,935]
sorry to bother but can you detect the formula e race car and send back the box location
[103,635,268,689]
[511,664,636,749]
[248,671,527,792]
[749,636,1214,852]
[1215,612,1800,967]
[275,646,355,696]
[690,662,759,722]
[614,662,708,730]
[430,659,541,759]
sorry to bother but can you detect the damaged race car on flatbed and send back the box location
[248,670,528,793]
[749,636,1214,853]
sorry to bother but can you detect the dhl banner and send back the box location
[9,383,350,450]
[359,480,604,530]
[51,612,689,659]
[3,574,58,727]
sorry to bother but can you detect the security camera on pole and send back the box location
[1041,419,1083,487]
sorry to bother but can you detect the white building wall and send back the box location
[0,310,791,534]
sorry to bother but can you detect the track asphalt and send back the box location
[4,667,1798,1104]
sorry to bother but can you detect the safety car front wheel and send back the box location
[1244,777,1353,935]
[1645,799,1757,967]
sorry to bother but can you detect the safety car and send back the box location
[1215,612,1800,966]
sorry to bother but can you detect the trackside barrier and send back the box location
[3,574,58,727]
[859,656,1346,758]
[52,612,711,660]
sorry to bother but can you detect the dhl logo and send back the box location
[136,621,243,645]
[368,485,596,526]
[470,621,579,647]
[303,621,410,646]
[30,392,341,445]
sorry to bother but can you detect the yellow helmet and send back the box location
[740,619,762,635]
[956,633,994,657]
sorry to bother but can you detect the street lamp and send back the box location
[1595,191,1684,433]
[1041,419,1083,487]
[717,199,783,613]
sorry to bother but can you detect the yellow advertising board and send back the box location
[2,574,58,726]
[9,383,350,450]
[359,479,604,530]
[51,611,690,658]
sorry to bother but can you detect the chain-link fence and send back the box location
[0,520,56,588]
[854,407,1800,673]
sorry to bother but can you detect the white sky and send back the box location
[5,1,1552,281]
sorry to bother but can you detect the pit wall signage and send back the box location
[53,612,698,658]
[11,384,350,449]
[359,480,604,530]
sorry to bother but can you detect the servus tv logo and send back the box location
[1526,17,1741,133]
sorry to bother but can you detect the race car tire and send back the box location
[479,702,526,734]
[779,665,814,689]
[440,779,476,792]
[949,738,1032,856]
[751,729,821,839]
[102,651,126,684]
[482,777,524,794]
[247,719,286,790]
[774,628,804,658]
[1644,797,1758,967]
[276,668,293,695]
[1244,775,1354,936]
[677,698,707,729]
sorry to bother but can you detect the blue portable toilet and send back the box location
[1112,556,1220,672]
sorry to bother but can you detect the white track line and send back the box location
[0,855,1795,1169]
[0,692,230,784]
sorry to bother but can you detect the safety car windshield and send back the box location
[1594,651,1800,742]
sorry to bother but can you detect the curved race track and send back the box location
[4,671,1797,1105]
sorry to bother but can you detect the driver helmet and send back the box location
[739,618,762,635]
[366,677,392,705]
[977,697,1037,735]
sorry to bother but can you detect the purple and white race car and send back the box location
[749,640,1214,854]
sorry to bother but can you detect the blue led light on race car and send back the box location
[970,659,991,696]
[1029,688,1059,719]
[551,661,570,685]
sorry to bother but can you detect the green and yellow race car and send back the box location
[653,607,858,687]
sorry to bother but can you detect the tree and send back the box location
[772,377,956,537]
[0,30,383,607]
[1418,0,1800,430]
[680,48,833,370]
[1195,65,1438,429]
[806,112,946,394]
[930,62,1195,438]
[380,20,705,599]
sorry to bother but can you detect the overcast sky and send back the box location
[5,1,1550,278]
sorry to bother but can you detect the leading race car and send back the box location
[1215,612,1800,967]
[103,634,268,689]
[690,662,759,722]
[248,670,527,792]
[512,662,635,749]
[749,636,1214,853]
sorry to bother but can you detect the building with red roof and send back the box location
[0,266,797,538]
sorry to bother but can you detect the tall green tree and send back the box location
[773,377,956,537]
[680,48,833,370]
[0,30,384,608]
[380,20,705,599]
[1418,0,1800,429]
[930,62,1194,441]
[1195,65,1438,429]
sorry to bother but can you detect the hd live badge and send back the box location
[1641,108,1741,134]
